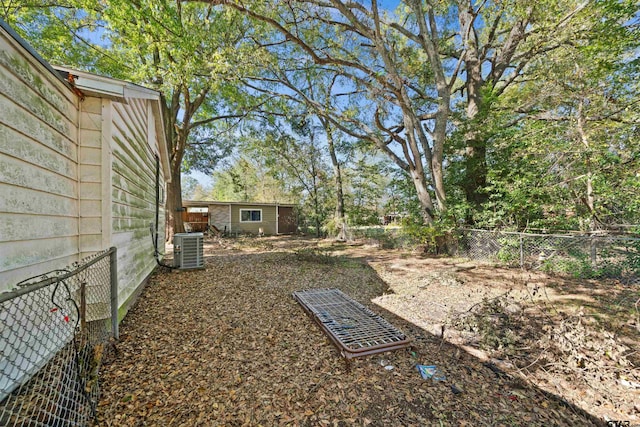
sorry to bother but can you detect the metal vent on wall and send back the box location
[173,233,204,269]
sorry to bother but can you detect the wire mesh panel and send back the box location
[0,247,116,426]
[293,288,410,359]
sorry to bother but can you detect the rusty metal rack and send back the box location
[293,288,410,359]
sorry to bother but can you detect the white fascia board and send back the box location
[54,66,162,103]
[54,66,126,101]
[124,84,161,100]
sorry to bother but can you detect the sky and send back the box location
[187,170,214,189]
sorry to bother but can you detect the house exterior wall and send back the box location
[110,98,164,312]
[209,204,230,232]
[0,24,167,310]
[0,27,80,291]
[0,22,169,400]
[277,206,297,234]
[230,204,277,235]
[78,96,104,258]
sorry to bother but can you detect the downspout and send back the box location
[155,154,160,254]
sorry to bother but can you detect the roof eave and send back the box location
[183,200,296,207]
[54,66,171,183]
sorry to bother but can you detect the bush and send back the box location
[398,220,455,255]
[540,248,625,279]
[496,236,521,266]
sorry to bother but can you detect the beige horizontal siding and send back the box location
[0,26,168,314]
[0,236,79,275]
[0,213,77,242]
[110,97,162,307]
[0,30,79,291]
[0,48,76,119]
[0,185,77,217]
[0,125,75,178]
[0,153,77,197]
[0,64,74,135]
[0,254,79,291]
[78,96,104,257]
[231,205,277,235]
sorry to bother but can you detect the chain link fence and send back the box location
[0,247,118,426]
[457,229,640,284]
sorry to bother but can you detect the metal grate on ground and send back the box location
[293,288,410,359]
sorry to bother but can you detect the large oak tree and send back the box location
[201,0,599,224]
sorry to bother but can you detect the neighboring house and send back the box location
[0,20,170,317]
[183,200,297,235]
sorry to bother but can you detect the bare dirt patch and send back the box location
[95,236,638,426]
[356,249,640,424]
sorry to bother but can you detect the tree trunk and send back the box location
[406,0,450,221]
[405,120,436,224]
[577,97,596,231]
[312,183,322,238]
[322,121,347,240]
[166,171,185,241]
[410,167,436,224]
[463,139,488,214]
[171,140,187,235]
[459,5,489,219]
[456,1,533,222]
[462,78,489,215]
[160,90,190,242]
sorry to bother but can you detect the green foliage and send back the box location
[209,155,292,203]
[624,239,640,276]
[541,250,597,279]
[321,217,341,238]
[344,155,392,226]
[539,244,640,280]
[398,219,456,255]
[350,219,457,253]
[385,171,425,225]
[181,175,199,200]
[478,0,638,230]
[182,126,237,176]
[8,0,639,232]
[241,117,334,237]
[399,222,434,246]
[496,237,521,266]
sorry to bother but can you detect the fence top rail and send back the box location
[0,246,116,304]
[460,229,640,241]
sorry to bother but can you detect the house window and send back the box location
[240,209,262,222]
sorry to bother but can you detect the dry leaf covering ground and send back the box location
[95,236,639,426]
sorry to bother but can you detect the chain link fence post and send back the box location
[109,246,119,340]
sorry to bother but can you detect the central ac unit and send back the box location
[173,232,204,269]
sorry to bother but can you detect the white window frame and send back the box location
[239,208,262,223]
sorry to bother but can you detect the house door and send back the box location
[277,207,297,234]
